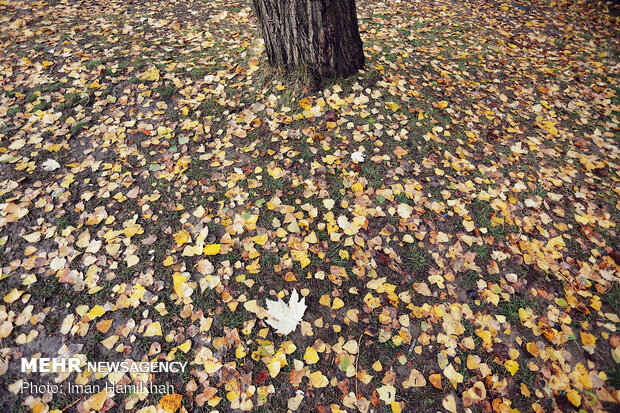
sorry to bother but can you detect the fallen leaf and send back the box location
[265,289,306,335]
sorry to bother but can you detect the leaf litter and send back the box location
[0,0,619,412]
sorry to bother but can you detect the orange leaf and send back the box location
[158,393,183,412]
[580,331,596,347]
[429,373,442,389]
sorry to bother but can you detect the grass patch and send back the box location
[70,121,89,136]
[7,105,20,116]
[154,82,178,100]
[404,242,430,276]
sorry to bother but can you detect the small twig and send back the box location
[354,332,363,410]
[62,397,82,411]
[408,337,417,356]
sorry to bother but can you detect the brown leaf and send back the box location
[289,369,304,386]
[610,250,620,266]
[324,109,338,122]
[255,370,269,384]
[492,343,509,361]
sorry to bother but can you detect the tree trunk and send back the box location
[252,0,365,81]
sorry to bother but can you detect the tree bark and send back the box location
[252,0,365,81]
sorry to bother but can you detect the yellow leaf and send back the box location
[343,340,358,354]
[144,322,162,337]
[172,275,191,298]
[443,364,463,387]
[86,305,106,320]
[546,235,565,250]
[126,254,139,268]
[84,391,108,411]
[521,383,531,397]
[308,370,328,388]
[158,393,183,413]
[385,102,400,112]
[525,342,539,358]
[332,297,344,310]
[463,219,475,232]
[566,389,581,407]
[106,243,121,256]
[540,323,559,343]
[299,97,312,111]
[163,256,175,266]
[437,101,448,109]
[467,381,487,402]
[504,360,519,376]
[467,354,480,370]
[3,288,24,304]
[76,232,90,248]
[574,213,591,225]
[123,226,142,238]
[281,341,297,354]
[0,320,13,338]
[580,331,596,347]
[357,369,373,384]
[579,156,596,172]
[236,344,246,358]
[267,358,281,377]
[364,293,381,310]
[442,394,457,413]
[477,330,492,345]
[304,232,318,244]
[140,67,160,82]
[31,400,46,413]
[203,244,221,255]
[173,229,190,245]
[208,396,221,407]
[304,347,319,364]
[192,205,205,218]
[377,384,395,404]
[319,295,331,307]
[178,340,191,353]
[252,234,268,246]
[100,335,118,349]
[181,244,199,257]
[372,360,382,372]
[96,319,113,333]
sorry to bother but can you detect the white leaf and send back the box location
[351,151,365,163]
[337,215,350,231]
[42,159,61,171]
[524,198,540,208]
[265,289,306,335]
[397,203,413,219]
